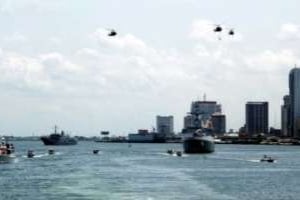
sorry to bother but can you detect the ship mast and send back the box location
[54,125,58,134]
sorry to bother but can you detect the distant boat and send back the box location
[0,137,16,163]
[41,126,77,146]
[167,149,175,155]
[48,149,55,155]
[176,151,183,157]
[93,149,100,154]
[260,155,275,163]
[27,150,34,158]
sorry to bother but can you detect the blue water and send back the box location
[1,142,300,200]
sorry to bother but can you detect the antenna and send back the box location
[54,125,58,134]
[203,93,207,101]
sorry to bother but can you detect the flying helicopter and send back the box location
[107,29,117,37]
[213,25,223,33]
[228,29,235,36]
[213,24,235,40]
[213,25,223,40]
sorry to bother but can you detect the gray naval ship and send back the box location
[182,128,214,153]
[41,126,77,145]
[182,100,216,153]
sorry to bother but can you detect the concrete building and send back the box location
[190,101,221,124]
[211,113,226,135]
[245,102,269,135]
[289,68,300,138]
[281,95,291,137]
[156,116,174,136]
[183,100,224,131]
[128,134,154,143]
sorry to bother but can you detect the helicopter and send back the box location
[214,25,223,33]
[228,29,235,36]
[107,29,117,37]
[213,25,235,37]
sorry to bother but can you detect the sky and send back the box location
[0,0,300,136]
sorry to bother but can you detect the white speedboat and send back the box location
[0,137,15,163]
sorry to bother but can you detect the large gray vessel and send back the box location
[182,99,217,153]
[41,126,77,145]
[182,129,214,153]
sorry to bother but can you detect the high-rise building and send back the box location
[156,116,174,136]
[289,68,300,138]
[183,100,225,131]
[190,101,221,124]
[245,102,269,135]
[281,95,291,137]
[211,114,226,135]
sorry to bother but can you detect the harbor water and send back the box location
[1,141,300,200]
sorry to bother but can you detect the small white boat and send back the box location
[0,137,15,163]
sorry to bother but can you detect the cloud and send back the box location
[40,52,83,73]
[245,49,299,72]
[0,50,50,91]
[89,28,158,57]
[0,0,62,14]
[277,23,300,40]
[3,32,27,43]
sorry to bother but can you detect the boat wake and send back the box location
[247,159,261,163]
[157,152,188,157]
[22,152,62,158]
[211,156,277,163]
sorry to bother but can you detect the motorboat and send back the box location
[27,150,34,158]
[0,138,15,163]
[176,151,182,157]
[167,149,175,155]
[48,149,55,155]
[93,149,100,154]
[260,155,275,163]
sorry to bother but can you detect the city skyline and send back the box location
[0,0,299,136]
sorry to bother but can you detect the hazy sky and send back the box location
[0,0,300,136]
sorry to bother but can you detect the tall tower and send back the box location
[156,116,174,137]
[289,68,300,138]
[245,102,269,136]
[281,95,291,137]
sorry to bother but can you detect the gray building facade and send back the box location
[156,116,174,136]
[211,114,226,135]
[289,68,300,138]
[246,102,269,135]
[281,95,291,137]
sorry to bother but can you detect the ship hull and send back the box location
[41,137,77,145]
[0,154,15,163]
[183,137,215,153]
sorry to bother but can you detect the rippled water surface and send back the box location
[1,141,300,200]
